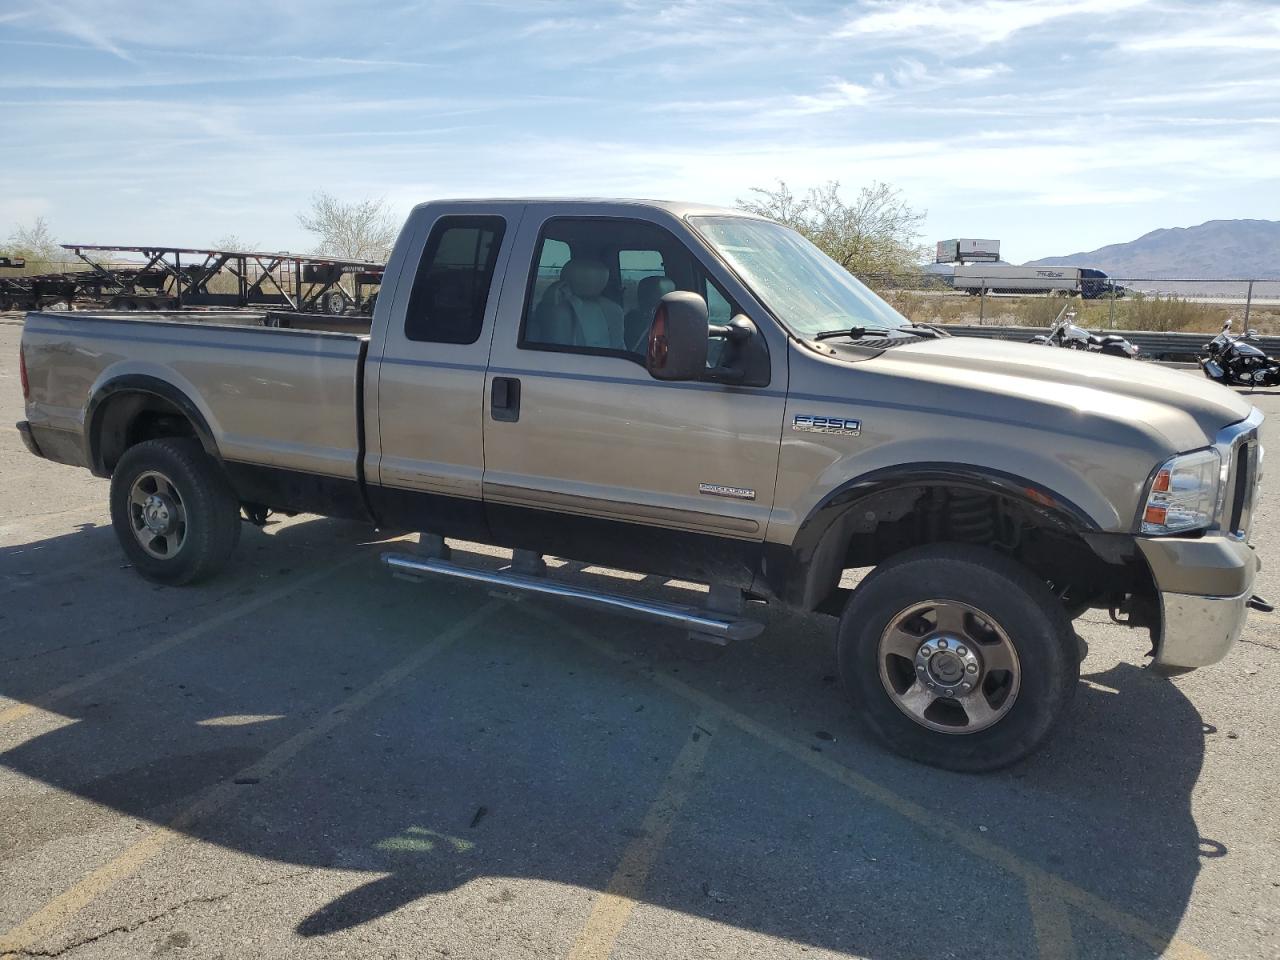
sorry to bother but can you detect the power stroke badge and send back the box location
[698,482,756,500]
[793,414,861,436]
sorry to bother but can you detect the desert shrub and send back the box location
[1075,295,1227,333]
[1013,297,1070,328]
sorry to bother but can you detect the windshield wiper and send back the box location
[895,323,948,339]
[812,326,888,341]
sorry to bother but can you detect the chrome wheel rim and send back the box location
[128,470,187,560]
[877,599,1020,735]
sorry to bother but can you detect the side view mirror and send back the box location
[1248,329,1260,339]
[646,291,708,381]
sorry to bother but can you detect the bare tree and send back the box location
[738,181,928,279]
[296,193,397,262]
[211,233,259,252]
[4,216,60,264]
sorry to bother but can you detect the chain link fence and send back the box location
[865,275,1280,335]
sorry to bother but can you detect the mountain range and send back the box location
[1024,219,1280,280]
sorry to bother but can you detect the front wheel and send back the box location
[838,544,1078,772]
[109,438,241,585]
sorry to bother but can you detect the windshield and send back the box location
[690,216,908,338]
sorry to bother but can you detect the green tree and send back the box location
[737,181,928,281]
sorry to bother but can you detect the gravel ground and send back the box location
[1,311,1277,959]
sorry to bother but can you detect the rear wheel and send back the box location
[110,438,241,584]
[838,543,1078,772]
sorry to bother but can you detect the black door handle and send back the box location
[491,376,520,422]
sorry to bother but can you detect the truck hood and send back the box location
[871,335,1252,448]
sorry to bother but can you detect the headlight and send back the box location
[1140,449,1222,535]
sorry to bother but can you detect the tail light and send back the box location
[18,345,29,400]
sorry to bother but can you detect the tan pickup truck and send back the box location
[17,199,1266,770]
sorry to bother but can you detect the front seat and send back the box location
[624,275,676,351]
[530,259,624,349]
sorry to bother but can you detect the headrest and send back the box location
[637,275,676,310]
[561,259,610,299]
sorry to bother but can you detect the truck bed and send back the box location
[21,309,369,483]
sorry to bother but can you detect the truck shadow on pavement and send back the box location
[0,518,1212,958]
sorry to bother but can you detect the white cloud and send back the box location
[1123,9,1280,51]
[879,58,1011,89]
[35,0,134,61]
[839,0,1153,49]
[1030,187,1169,206]
[788,81,875,115]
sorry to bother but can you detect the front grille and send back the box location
[1230,443,1250,534]
[1226,435,1259,537]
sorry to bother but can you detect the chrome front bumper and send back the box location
[1139,533,1260,672]
[1152,586,1253,671]
[1139,408,1264,672]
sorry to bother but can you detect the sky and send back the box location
[1,0,1277,263]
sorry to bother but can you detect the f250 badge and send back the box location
[793,414,861,436]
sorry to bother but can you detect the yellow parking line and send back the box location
[566,713,719,960]
[0,599,504,959]
[0,552,366,729]
[536,608,1211,960]
[1027,876,1077,960]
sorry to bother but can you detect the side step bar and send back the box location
[381,552,765,644]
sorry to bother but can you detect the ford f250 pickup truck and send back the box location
[17,199,1266,771]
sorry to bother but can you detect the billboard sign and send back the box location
[935,239,1000,263]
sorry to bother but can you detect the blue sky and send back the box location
[1,0,1277,262]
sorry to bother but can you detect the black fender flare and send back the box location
[761,463,1102,609]
[84,374,220,476]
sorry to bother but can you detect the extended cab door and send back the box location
[480,206,789,582]
[365,202,524,535]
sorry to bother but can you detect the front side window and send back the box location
[690,216,907,339]
[521,218,735,359]
[404,215,505,344]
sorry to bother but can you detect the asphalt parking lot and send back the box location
[2,313,1278,959]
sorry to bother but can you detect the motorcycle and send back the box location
[1028,308,1140,358]
[1201,319,1280,386]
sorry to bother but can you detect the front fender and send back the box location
[761,462,1106,610]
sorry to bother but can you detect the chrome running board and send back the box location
[381,552,765,644]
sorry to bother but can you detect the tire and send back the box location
[837,543,1078,772]
[109,438,241,585]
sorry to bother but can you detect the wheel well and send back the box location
[93,391,205,475]
[803,483,1155,617]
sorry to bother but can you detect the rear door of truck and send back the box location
[364,202,525,535]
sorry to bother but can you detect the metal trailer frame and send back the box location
[0,245,384,314]
[59,244,385,314]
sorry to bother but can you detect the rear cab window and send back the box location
[404,216,506,344]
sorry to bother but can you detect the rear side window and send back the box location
[404,216,505,344]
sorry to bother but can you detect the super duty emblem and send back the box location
[793,414,861,436]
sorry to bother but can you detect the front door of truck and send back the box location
[480,209,788,582]
[366,202,524,536]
